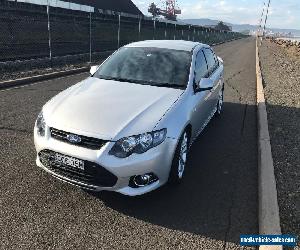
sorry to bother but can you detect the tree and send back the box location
[215,21,231,31]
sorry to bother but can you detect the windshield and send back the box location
[93,47,192,89]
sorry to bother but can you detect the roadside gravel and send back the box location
[259,39,300,238]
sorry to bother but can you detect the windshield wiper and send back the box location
[148,82,185,89]
[97,76,144,84]
[97,76,185,89]
[131,79,184,89]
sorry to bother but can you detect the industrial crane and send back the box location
[148,0,181,21]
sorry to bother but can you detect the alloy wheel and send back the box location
[217,89,224,115]
[178,132,188,179]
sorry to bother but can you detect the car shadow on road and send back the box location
[87,101,259,245]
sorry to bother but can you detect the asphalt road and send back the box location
[0,37,258,250]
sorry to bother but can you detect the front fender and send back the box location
[153,91,192,141]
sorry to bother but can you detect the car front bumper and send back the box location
[34,127,178,196]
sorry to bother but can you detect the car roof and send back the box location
[124,40,208,52]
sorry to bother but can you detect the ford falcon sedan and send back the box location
[34,40,224,196]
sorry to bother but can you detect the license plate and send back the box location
[54,153,84,170]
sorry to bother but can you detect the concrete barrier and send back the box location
[0,66,89,90]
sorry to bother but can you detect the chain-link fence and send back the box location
[0,0,247,64]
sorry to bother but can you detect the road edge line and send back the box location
[256,38,282,250]
[0,66,89,90]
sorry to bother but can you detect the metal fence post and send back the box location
[117,14,121,48]
[138,17,141,41]
[208,29,210,39]
[174,24,176,40]
[153,19,156,40]
[193,28,195,41]
[47,3,52,67]
[89,12,92,63]
[165,22,167,39]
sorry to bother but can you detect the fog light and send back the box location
[130,173,158,188]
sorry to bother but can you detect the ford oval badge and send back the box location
[67,134,81,144]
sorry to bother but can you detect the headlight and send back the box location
[109,129,167,158]
[36,111,46,136]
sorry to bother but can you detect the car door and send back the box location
[190,49,212,139]
[203,48,223,112]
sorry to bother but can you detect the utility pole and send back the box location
[89,12,92,63]
[258,2,266,30]
[263,0,271,37]
[117,14,121,48]
[259,2,265,26]
[47,0,52,67]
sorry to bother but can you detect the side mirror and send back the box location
[217,56,223,64]
[90,66,98,75]
[196,78,214,92]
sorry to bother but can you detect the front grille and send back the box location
[50,128,107,150]
[39,150,118,187]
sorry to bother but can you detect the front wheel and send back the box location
[168,130,190,184]
[215,86,224,117]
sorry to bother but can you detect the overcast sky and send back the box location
[132,0,300,30]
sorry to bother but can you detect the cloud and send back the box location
[131,0,300,30]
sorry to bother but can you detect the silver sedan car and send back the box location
[34,40,224,196]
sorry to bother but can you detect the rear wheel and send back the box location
[215,87,224,117]
[168,130,190,184]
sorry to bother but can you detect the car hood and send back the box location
[44,77,184,140]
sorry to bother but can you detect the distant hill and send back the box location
[182,18,300,36]
[181,19,255,31]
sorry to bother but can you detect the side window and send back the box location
[213,51,219,66]
[203,48,217,75]
[194,50,208,83]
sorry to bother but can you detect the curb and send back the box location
[0,66,89,90]
[256,38,282,250]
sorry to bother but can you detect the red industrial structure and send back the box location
[148,0,181,21]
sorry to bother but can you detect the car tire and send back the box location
[215,86,224,117]
[168,129,190,184]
